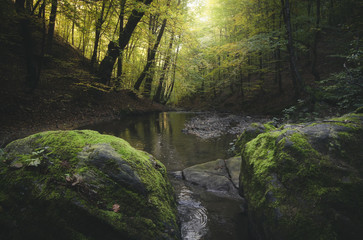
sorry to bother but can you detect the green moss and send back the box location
[1,130,179,239]
[235,122,274,155]
[263,122,276,131]
[329,113,363,125]
[240,112,363,240]
[354,107,363,114]
[243,131,285,177]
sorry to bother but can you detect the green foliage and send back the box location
[319,69,363,110]
[318,39,363,110]
[15,0,361,106]
[282,37,362,121]
[281,99,319,122]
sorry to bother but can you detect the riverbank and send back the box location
[0,15,169,147]
[0,89,168,147]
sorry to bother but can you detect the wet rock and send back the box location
[182,157,242,198]
[238,112,363,240]
[78,143,146,195]
[224,157,241,188]
[170,171,183,179]
[183,113,269,139]
[0,130,180,240]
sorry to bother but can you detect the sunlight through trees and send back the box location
[12,0,362,107]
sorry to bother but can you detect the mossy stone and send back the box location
[239,113,363,240]
[234,122,276,155]
[0,130,180,240]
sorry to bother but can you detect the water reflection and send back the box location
[82,112,234,171]
[80,112,249,240]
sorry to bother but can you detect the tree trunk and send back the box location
[98,41,120,85]
[307,0,312,16]
[115,0,127,89]
[31,0,41,15]
[153,32,174,103]
[47,0,58,51]
[38,4,47,85]
[275,47,283,94]
[275,12,283,94]
[311,0,321,82]
[20,17,38,91]
[91,0,107,68]
[71,21,75,45]
[98,0,154,85]
[328,0,335,25]
[26,0,33,12]
[15,0,26,12]
[239,65,244,99]
[38,0,45,18]
[134,17,167,91]
[247,55,251,92]
[163,41,180,104]
[281,0,304,98]
[259,52,266,94]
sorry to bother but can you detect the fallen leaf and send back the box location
[71,174,83,186]
[10,162,23,169]
[112,204,120,213]
[65,175,72,182]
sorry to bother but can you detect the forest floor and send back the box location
[0,86,168,147]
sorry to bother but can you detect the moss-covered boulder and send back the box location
[238,112,363,240]
[234,122,276,155]
[0,130,180,240]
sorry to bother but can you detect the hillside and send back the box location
[0,2,167,147]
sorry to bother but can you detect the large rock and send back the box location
[182,157,242,197]
[0,130,180,240]
[238,112,363,240]
[233,122,276,155]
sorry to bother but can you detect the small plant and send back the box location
[24,148,49,167]
[318,39,363,111]
[282,105,297,121]
[0,148,4,161]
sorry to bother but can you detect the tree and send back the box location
[90,0,112,68]
[115,0,127,88]
[97,0,154,85]
[311,0,321,82]
[133,16,167,93]
[47,0,58,51]
[133,0,171,97]
[20,17,39,91]
[280,0,304,98]
[153,32,174,102]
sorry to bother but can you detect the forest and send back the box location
[0,0,362,119]
[0,0,363,239]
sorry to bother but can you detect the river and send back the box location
[81,112,252,240]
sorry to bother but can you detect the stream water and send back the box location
[81,112,251,240]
